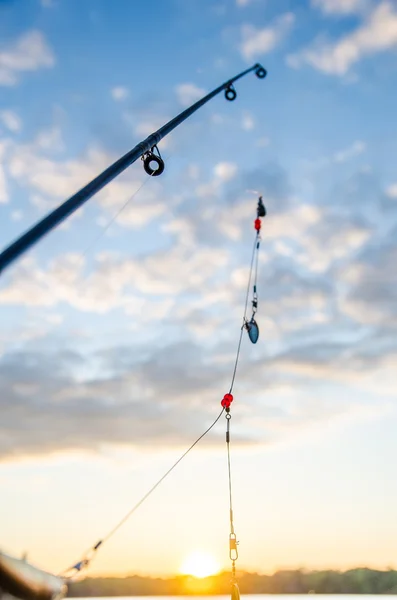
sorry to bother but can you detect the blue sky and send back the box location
[1,0,397,578]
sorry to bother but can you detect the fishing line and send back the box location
[220,197,265,600]
[44,153,173,332]
[76,152,173,267]
[60,407,224,578]
[0,64,269,600]
[61,197,266,581]
[228,233,259,394]
[79,176,152,261]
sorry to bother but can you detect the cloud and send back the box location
[241,111,255,131]
[0,232,231,313]
[111,86,129,101]
[34,126,64,152]
[1,216,394,462]
[0,140,8,202]
[214,162,238,181]
[1,140,396,462]
[311,0,367,16]
[339,233,397,326]
[5,135,168,227]
[0,110,22,133]
[303,140,366,169]
[134,119,166,138]
[175,83,206,107]
[334,140,366,162]
[0,336,249,461]
[8,143,109,201]
[240,12,295,60]
[0,248,394,462]
[0,166,7,203]
[121,108,172,147]
[288,2,397,75]
[0,30,55,86]
[0,263,395,462]
[11,210,24,221]
[386,184,397,199]
[295,212,372,273]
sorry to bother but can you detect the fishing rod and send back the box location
[0,63,267,276]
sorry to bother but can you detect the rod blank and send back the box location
[0,63,267,275]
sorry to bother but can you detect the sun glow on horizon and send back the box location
[179,551,220,578]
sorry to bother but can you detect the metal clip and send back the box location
[229,533,239,561]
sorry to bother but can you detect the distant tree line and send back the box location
[67,568,397,596]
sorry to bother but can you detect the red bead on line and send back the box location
[221,393,234,408]
[254,218,261,232]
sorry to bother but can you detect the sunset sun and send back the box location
[180,551,220,578]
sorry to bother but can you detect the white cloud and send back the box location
[386,184,397,198]
[0,30,55,86]
[0,110,22,133]
[311,0,367,15]
[97,178,167,228]
[0,166,7,203]
[264,204,322,242]
[134,119,163,138]
[303,140,367,170]
[0,151,396,463]
[0,140,8,203]
[288,2,397,75]
[6,138,167,227]
[111,86,129,101]
[131,117,171,149]
[297,220,371,273]
[236,0,251,5]
[213,162,238,181]
[240,12,295,60]
[34,126,64,152]
[0,237,230,313]
[338,238,397,326]
[122,110,171,146]
[11,210,24,221]
[334,140,366,162]
[241,110,255,131]
[187,164,200,180]
[0,254,128,313]
[175,83,206,107]
[8,144,109,200]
